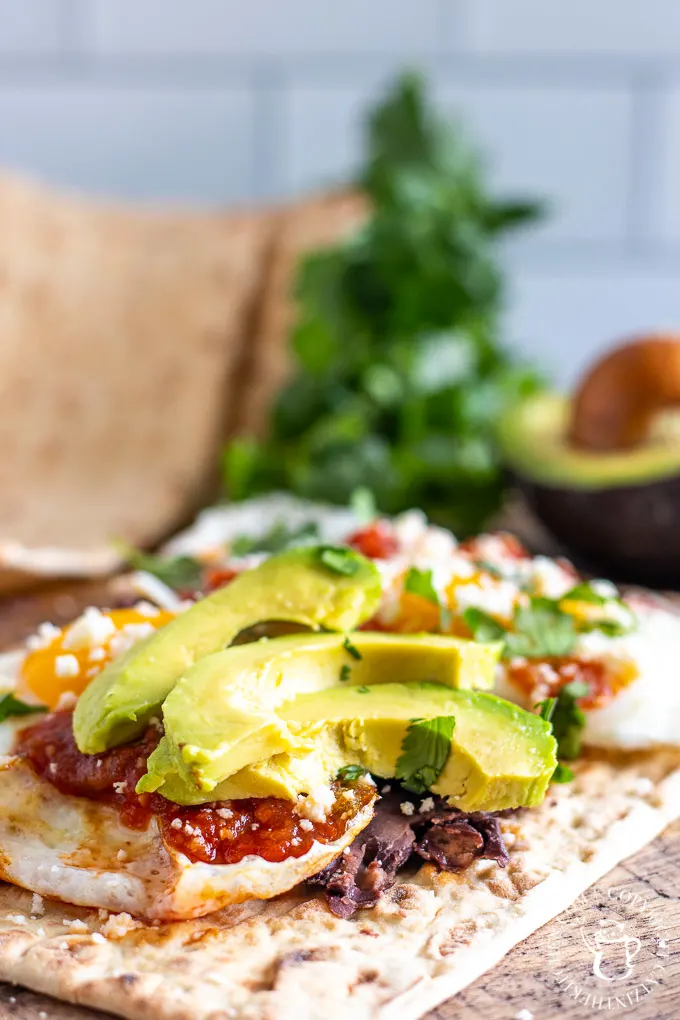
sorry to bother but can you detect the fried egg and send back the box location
[0,650,375,920]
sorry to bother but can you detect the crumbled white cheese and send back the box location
[54,654,80,679]
[100,912,139,940]
[514,1010,534,1020]
[299,818,314,832]
[112,781,127,794]
[30,893,44,916]
[451,577,517,621]
[6,913,26,925]
[90,932,107,944]
[58,941,70,950]
[400,801,415,817]
[116,849,128,862]
[528,555,574,599]
[291,837,302,846]
[381,784,392,794]
[108,621,155,658]
[39,1012,48,1020]
[590,579,619,599]
[26,621,61,651]
[55,691,78,711]
[295,785,335,824]
[216,807,234,820]
[64,918,90,933]
[420,797,435,813]
[62,607,116,651]
[89,647,106,663]
[170,818,183,830]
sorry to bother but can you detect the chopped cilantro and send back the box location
[343,637,362,661]
[561,582,636,638]
[232,520,319,556]
[319,546,361,576]
[403,567,439,606]
[462,607,506,643]
[562,581,609,605]
[504,597,577,660]
[0,694,47,724]
[356,686,370,694]
[551,763,574,784]
[475,559,503,579]
[535,697,557,723]
[117,544,203,590]
[337,764,369,782]
[550,680,589,760]
[339,664,352,683]
[395,715,456,795]
[350,486,377,523]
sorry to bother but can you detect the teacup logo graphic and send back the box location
[546,884,670,1012]
[581,920,641,983]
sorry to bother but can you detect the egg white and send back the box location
[0,650,375,920]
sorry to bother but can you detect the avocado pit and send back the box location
[499,334,680,585]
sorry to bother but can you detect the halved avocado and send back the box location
[498,390,680,585]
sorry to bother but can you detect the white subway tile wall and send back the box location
[0,0,678,380]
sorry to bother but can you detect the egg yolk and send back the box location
[21,608,175,709]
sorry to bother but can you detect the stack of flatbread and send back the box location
[0,175,366,592]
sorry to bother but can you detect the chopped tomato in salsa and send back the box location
[506,657,632,711]
[348,521,399,560]
[14,713,373,866]
[201,566,240,593]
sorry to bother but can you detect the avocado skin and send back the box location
[74,546,381,754]
[516,472,680,588]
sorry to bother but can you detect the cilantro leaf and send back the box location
[551,763,574,784]
[221,73,544,536]
[475,559,503,579]
[462,607,507,643]
[356,686,370,694]
[550,681,589,760]
[535,697,557,722]
[343,637,362,661]
[232,520,319,557]
[505,598,577,660]
[562,582,609,605]
[121,547,203,590]
[337,764,369,782]
[350,486,377,523]
[404,567,439,606]
[319,546,361,577]
[339,664,352,683]
[395,715,456,794]
[0,694,46,724]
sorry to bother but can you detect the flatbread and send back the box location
[0,749,677,1020]
[0,174,274,587]
[232,190,367,439]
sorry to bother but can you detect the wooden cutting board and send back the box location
[1,579,679,1020]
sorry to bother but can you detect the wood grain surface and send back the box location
[1,577,678,1020]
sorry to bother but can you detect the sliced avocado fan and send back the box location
[137,630,503,798]
[143,680,555,814]
[74,546,381,754]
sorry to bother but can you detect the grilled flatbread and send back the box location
[0,174,274,590]
[1,499,679,1020]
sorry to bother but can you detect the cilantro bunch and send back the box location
[225,73,543,536]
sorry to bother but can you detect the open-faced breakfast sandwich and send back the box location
[0,496,678,1020]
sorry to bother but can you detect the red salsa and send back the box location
[348,521,399,560]
[14,712,373,866]
[506,657,624,711]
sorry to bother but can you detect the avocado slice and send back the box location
[74,546,381,754]
[146,683,557,813]
[498,391,680,584]
[138,630,502,795]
